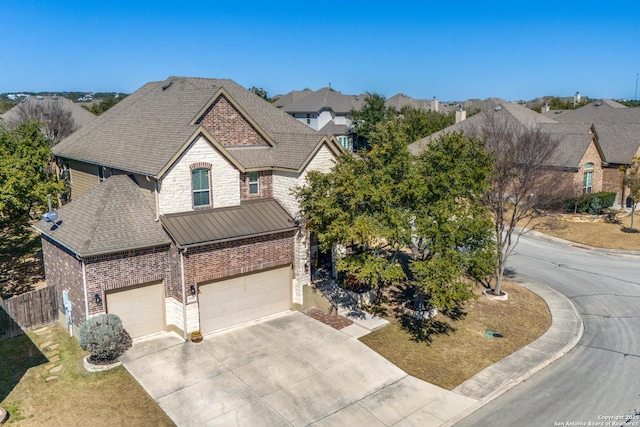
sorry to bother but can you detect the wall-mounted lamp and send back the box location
[94,293,102,306]
[304,263,309,274]
[190,285,196,296]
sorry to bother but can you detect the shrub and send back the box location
[78,313,132,363]
[566,191,616,214]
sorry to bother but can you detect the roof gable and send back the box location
[53,77,326,176]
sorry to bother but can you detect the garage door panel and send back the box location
[106,281,164,339]
[199,266,291,333]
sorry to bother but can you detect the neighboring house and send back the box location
[280,87,365,151]
[543,100,640,205]
[408,98,607,200]
[1,95,97,129]
[33,77,343,340]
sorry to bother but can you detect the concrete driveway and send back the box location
[120,311,476,426]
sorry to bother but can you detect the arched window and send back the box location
[192,168,211,207]
[583,163,594,194]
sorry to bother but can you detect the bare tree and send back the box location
[13,97,77,145]
[621,157,640,231]
[472,112,557,296]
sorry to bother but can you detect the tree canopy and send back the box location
[297,120,495,311]
[0,121,65,227]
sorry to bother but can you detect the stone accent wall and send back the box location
[240,171,273,200]
[159,135,240,214]
[199,95,269,146]
[183,232,295,290]
[272,143,337,296]
[84,245,175,317]
[41,236,85,325]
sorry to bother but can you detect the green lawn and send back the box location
[0,322,174,426]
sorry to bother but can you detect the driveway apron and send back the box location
[120,311,477,426]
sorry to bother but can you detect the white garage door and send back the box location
[199,266,291,333]
[106,281,165,339]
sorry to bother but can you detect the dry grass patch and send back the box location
[0,322,174,426]
[359,281,551,390]
[529,210,640,250]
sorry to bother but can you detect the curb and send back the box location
[442,280,584,427]
[520,228,640,258]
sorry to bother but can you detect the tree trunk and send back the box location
[632,203,636,230]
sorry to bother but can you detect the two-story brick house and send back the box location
[34,77,343,339]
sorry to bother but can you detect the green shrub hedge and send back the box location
[566,191,617,214]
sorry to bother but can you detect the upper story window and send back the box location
[192,168,211,207]
[306,113,311,125]
[583,162,594,194]
[249,172,259,195]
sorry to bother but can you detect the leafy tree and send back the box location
[396,106,456,143]
[297,118,416,293]
[82,95,125,115]
[298,121,493,312]
[79,313,132,363]
[621,157,640,231]
[0,121,65,227]
[471,112,557,297]
[249,86,275,102]
[411,131,495,310]
[350,93,390,148]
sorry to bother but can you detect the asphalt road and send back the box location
[456,235,640,427]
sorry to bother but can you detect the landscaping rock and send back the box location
[44,363,56,370]
[45,376,58,382]
[0,406,7,424]
[41,341,53,348]
[46,350,60,357]
[49,366,62,373]
[48,356,60,362]
[47,343,59,350]
[33,326,49,335]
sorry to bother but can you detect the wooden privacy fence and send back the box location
[0,286,58,340]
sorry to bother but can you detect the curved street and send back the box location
[456,234,640,426]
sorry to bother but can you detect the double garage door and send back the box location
[106,281,165,339]
[199,266,291,334]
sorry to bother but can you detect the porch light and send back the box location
[94,293,102,306]
[190,285,196,296]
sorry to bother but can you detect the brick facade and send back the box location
[183,231,295,293]
[84,245,175,316]
[240,171,273,200]
[41,236,85,324]
[199,96,269,146]
[603,167,625,205]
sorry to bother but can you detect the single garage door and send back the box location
[199,266,291,333]
[106,281,165,339]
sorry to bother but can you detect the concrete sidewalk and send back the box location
[121,279,582,426]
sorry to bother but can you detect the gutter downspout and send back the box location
[80,257,90,322]
[180,248,188,341]
[155,179,160,221]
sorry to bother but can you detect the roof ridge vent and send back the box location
[162,81,173,91]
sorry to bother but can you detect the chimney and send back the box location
[432,96,439,112]
[574,91,580,107]
[455,105,466,123]
[542,103,550,113]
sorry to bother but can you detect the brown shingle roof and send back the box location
[282,87,365,114]
[160,198,296,247]
[592,123,640,164]
[544,100,640,124]
[33,175,171,257]
[53,77,331,176]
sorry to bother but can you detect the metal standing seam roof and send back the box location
[160,198,296,247]
[53,77,332,177]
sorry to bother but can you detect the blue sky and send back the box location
[2,1,639,101]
